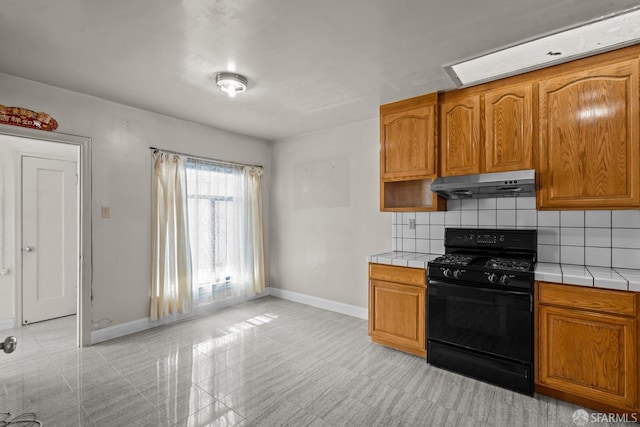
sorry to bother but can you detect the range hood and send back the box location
[431,169,535,199]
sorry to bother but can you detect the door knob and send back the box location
[24,246,35,252]
[1,336,17,354]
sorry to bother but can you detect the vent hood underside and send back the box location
[431,169,536,199]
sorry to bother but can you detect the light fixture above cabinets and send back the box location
[444,6,640,87]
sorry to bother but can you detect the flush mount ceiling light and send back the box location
[215,72,248,98]
[444,6,640,87]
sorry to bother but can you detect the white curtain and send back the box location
[150,152,192,321]
[186,160,265,303]
[242,166,266,294]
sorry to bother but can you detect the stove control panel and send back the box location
[475,233,504,244]
[442,268,465,279]
[454,231,506,246]
[445,228,537,252]
[428,262,533,291]
[485,272,517,284]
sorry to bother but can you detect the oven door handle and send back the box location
[428,280,533,313]
[428,280,531,297]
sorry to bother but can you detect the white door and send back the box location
[22,156,78,324]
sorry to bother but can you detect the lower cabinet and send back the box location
[368,263,426,357]
[536,281,639,413]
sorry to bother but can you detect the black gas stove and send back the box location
[427,228,537,395]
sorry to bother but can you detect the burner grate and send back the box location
[485,257,532,271]
[432,254,474,266]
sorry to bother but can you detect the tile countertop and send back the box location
[368,251,640,292]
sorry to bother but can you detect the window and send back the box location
[186,159,243,303]
[151,149,265,320]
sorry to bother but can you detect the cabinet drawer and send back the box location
[538,282,637,317]
[369,263,425,287]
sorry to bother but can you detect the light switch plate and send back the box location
[101,206,111,219]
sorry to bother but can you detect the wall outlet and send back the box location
[101,206,111,219]
[408,219,416,229]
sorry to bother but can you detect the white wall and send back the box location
[270,118,390,308]
[0,72,271,328]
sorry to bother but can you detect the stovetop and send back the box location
[431,254,533,272]
[427,228,537,290]
[486,257,532,271]
[431,254,475,266]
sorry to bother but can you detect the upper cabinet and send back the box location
[439,94,481,176]
[484,83,534,173]
[538,59,640,209]
[380,93,437,179]
[379,93,446,212]
[439,82,534,177]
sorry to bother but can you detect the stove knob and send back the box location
[453,269,463,279]
[487,273,497,283]
[443,268,451,278]
[500,275,510,285]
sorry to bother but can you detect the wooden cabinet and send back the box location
[484,83,534,173]
[536,282,639,413]
[538,59,640,209]
[380,93,445,211]
[369,263,426,357]
[440,82,534,177]
[380,94,437,179]
[439,94,481,176]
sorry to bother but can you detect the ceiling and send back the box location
[1,0,638,141]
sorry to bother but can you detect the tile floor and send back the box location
[0,296,626,426]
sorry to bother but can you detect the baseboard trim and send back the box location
[90,291,270,345]
[0,319,15,331]
[268,288,368,320]
[91,317,152,344]
[195,291,269,316]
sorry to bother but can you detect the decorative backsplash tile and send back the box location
[538,211,560,227]
[538,244,560,263]
[560,245,584,265]
[612,248,640,269]
[612,210,640,228]
[585,228,610,247]
[560,211,584,227]
[585,247,612,267]
[391,197,640,269]
[585,211,610,227]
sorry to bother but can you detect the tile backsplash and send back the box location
[391,197,640,269]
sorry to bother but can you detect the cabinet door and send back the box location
[440,95,481,176]
[369,279,425,357]
[484,83,533,173]
[538,60,640,209]
[538,304,637,410]
[380,103,437,179]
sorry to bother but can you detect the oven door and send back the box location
[427,279,532,363]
